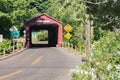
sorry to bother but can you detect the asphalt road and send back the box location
[0,47,83,80]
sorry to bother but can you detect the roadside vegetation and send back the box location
[0,0,120,79]
[0,40,11,55]
[71,30,120,80]
[0,39,23,56]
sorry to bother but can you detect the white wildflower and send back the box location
[117,51,120,55]
[89,57,92,62]
[96,62,100,66]
[91,68,96,79]
[91,73,96,79]
[70,66,82,75]
[76,66,79,69]
[113,0,117,2]
[100,74,104,80]
[118,73,120,79]
[107,64,112,71]
[70,69,76,74]
[91,68,95,71]
[90,53,93,57]
[80,69,83,74]
[84,71,89,75]
[115,65,120,71]
[76,69,80,74]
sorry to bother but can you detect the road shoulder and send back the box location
[0,48,27,61]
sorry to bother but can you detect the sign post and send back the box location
[9,26,20,51]
[0,35,3,42]
[11,31,20,38]
[64,24,72,40]
[64,24,72,48]
[64,24,73,32]
[64,32,72,40]
[9,26,18,32]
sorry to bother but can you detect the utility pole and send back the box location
[85,15,91,55]
[82,14,91,61]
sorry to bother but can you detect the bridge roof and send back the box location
[25,13,62,26]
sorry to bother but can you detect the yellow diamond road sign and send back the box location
[64,24,72,32]
[64,32,72,40]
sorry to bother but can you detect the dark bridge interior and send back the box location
[29,24,58,47]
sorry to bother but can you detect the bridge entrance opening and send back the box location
[31,30,48,46]
[30,24,58,47]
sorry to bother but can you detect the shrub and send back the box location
[72,31,120,80]
[0,39,11,49]
[0,40,11,54]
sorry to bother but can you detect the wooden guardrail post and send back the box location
[62,42,64,47]
[68,42,70,48]
[75,45,77,51]
[3,48,5,55]
[71,44,73,50]
[80,46,82,54]
[65,42,66,47]
[12,46,14,53]
[70,43,71,48]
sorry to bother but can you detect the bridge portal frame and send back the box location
[25,14,63,48]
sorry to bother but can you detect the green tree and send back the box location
[0,0,13,13]
[0,0,39,38]
[10,0,39,29]
[47,0,86,52]
[0,13,12,38]
[84,0,120,39]
[29,0,51,13]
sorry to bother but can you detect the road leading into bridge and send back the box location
[0,47,83,80]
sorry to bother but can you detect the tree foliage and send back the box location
[29,0,51,13]
[85,0,120,29]
[72,30,120,80]
[0,0,119,41]
[0,13,12,38]
[0,0,39,38]
[47,0,86,52]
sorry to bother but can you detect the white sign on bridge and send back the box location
[0,35,3,42]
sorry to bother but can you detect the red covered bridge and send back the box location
[25,14,63,48]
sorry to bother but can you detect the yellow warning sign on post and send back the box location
[64,32,72,40]
[64,24,72,32]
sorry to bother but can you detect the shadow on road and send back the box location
[30,44,56,48]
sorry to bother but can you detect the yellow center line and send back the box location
[31,56,43,65]
[0,70,22,80]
